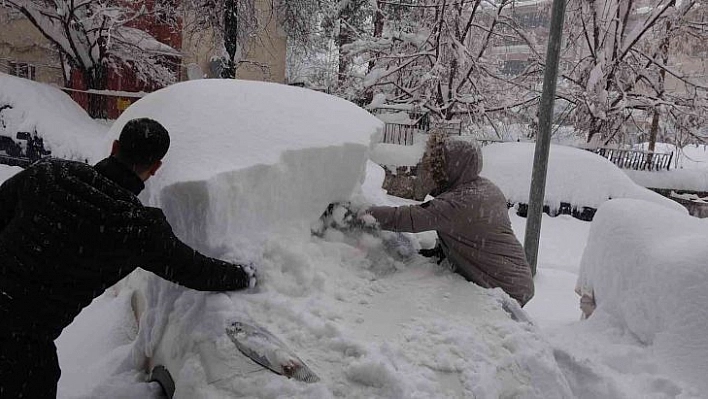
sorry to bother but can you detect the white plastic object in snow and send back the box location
[225,321,320,383]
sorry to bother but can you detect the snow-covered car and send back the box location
[55,80,579,398]
[481,142,687,217]
[0,72,106,162]
[577,198,708,392]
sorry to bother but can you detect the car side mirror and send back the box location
[16,132,31,141]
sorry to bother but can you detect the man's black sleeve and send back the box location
[0,169,26,232]
[140,209,252,292]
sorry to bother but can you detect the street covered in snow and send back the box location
[1,76,708,398]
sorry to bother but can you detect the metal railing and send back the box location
[589,147,673,171]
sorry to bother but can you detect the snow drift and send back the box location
[0,73,105,161]
[577,198,708,391]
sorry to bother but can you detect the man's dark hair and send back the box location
[116,118,170,170]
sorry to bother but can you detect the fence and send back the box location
[431,120,462,136]
[589,147,673,171]
[383,123,419,145]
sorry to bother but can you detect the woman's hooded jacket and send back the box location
[369,139,534,305]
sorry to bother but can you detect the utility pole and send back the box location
[524,0,567,275]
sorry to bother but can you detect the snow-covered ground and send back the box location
[2,78,706,398]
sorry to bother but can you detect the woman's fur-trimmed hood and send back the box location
[422,133,483,194]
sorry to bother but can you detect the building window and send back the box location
[8,61,36,80]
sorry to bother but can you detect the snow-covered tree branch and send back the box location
[339,0,541,123]
[556,0,708,145]
[2,0,181,118]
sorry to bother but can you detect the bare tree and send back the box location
[3,0,181,118]
[557,0,708,145]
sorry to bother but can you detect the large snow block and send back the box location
[106,79,382,253]
[577,199,708,390]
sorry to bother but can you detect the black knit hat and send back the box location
[118,118,170,166]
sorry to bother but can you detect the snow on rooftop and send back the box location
[106,79,383,253]
[480,142,687,212]
[0,73,106,161]
[577,199,708,392]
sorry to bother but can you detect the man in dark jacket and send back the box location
[0,118,255,398]
[366,133,534,306]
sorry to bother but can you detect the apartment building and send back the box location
[0,7,64,86]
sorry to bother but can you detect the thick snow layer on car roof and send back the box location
[106,79,383,252]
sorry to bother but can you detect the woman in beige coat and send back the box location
[367,134,534,306]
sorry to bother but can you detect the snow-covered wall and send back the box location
[0,73,105,161]
[106,79,383,255]
[577,199,708,391]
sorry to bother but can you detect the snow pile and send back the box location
[56,289,161,398]
[106,79,383,254]
[0,73,106,161]
[577,199,708,392]
[480,142,686,212]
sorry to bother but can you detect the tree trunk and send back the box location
[337,22,352,86]
[86,67,108,120]
[222,0,239,79]
[648,109,660,160]
[369,3,384,72]
[363,2,385,103]
[648,0,673,166]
